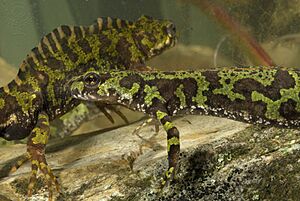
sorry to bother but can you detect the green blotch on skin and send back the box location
[0,98,5,109]
[10,73,40,114]
[214,67,277,101]
[36,65,65,106]
[191,73,210,107]
[94,71,140,101]
[39,113,49,121]
[32,127,48,145]
[251,91,281,120]
[175,84,186,108]
[164,121,175,131]
[167,137,180,152]
[71,81,84,93]
[51,51,75,72]
[251,71,300,120]
[165,166,174,178]
[103,30,120,58]
[103,27,144,65]
[10,89,38,116]
[144,85,165,107]
[129,43,144,63]
[47,35,77,72]
[70,37,94,66]
[156,110,168,120]
[281,71,300,112]
[85,35,107,69]
[141,37,154,49]
[106,29,139,62]
[25,73,41,92]
[151,72,210,107]
[129,83,140,95]
[32,113,49,144]
[65,32,109,71]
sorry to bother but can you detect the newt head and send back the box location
[67,71,137,105]
[132,15,177,59]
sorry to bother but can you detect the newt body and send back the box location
[68,66,300,184]
[0,16,176,199]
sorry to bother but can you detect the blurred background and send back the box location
[2,0,300,78]
[0,0,220,68]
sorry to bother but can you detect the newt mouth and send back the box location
[72,91,118,103]
[69,84,98,101]
[151,22,177,55]
[69,82,116,103]
[166,23,177,42]
[133,21,177,59]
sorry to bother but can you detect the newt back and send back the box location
[69,66,300,128]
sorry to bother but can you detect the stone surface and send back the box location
[1,114,300,200]
[0,115,249,200]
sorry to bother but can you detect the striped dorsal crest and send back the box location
[19,16,135,75]
[91,16,132,34]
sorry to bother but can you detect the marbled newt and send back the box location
[0,16,176,199]
[67,66,300,185]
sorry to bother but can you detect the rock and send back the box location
[1,115,300,200]
[0,116,300,200]
[0,115,247,200]
[153,126,300,201]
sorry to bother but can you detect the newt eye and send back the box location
[83,72,100,88]
[166,23,176,38]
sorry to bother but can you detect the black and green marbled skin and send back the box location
[68,66,300,185]
[0,16,176,199]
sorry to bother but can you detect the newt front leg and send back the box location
[27,112,59,199]
[11,112,59,200]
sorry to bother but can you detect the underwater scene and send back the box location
[1,0,300,200]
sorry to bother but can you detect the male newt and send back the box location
[0,16,176,199]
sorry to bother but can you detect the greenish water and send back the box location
[0,0,221,68]
[2,0,300,71]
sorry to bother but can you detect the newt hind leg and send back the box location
[132,117,160,137]
[155,110,180,187]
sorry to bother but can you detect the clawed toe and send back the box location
[10,151,60,200]
[27,155,60,199]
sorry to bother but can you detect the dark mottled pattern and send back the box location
[77,39,92,54]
